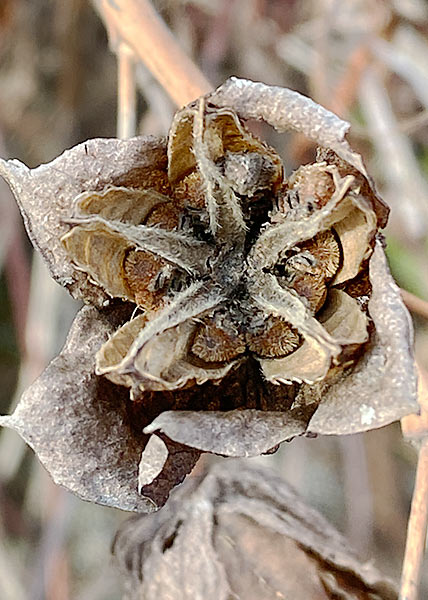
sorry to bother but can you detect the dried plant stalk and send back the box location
[399,439,428,600]
[92,0,212,107]
[117,42,137,139]
[401,369,428,600]
[401,289,428,321]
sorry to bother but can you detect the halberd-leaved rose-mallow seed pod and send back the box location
[0,78,418,511]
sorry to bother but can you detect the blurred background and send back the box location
[0,0,427,598]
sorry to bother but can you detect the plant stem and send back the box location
[401,289,428,321]
[117,42,137,138]
[399,438,428,600]
[93,0,212,107]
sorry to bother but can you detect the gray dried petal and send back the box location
[114,461,397,600]
[209,77,368,178]
[138,434,201,508]
[0,137,168,306]
[144,408,308,456]
[305,241,419,434]
[0,304,187,512]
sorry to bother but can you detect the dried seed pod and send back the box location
[113,461,398,600]
[62,186,175,302]
[168,104,283,194]
[0,77,418,511]
[62,221,135,301]
[96,315,241,393]
[259,290,368,384]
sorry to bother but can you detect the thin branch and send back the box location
[399,438,428,600]
[401,288,428,321]
[400,367,428,600]
[329,44,370,117]
[399,110,428,135]
[93,0,212,107]
[117,42,137,139]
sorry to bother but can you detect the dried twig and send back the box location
[399,439,428,600]
[400,368,428,599]
[117,42,137,139]
[92,0,212,107]
[329,45,370,118]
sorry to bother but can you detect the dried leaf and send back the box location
[114,461,397,600]
[209,77,368,178]
[144,408,308,457]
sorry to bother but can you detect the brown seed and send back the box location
[291,272,328,313]
[172,170,206,210]
[190,318,246,363]
[246,317,300,358]
[297,230,341,279]
[144,202,181,229]
[123,202,182,309]
[123,250,168,310]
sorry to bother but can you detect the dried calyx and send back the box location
[0,78,418,511]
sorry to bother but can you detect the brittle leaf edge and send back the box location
[0,136,169,306]
[0,304,199,512]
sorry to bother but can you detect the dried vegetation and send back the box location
[0,0,427,598]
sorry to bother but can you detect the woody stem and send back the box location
[93,0,212,107]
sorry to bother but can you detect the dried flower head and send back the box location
[114,461,398,600]
[0,79,418,511]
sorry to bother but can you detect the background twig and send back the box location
[93,0,212,107]
[401,368,428,599]
[117,42,136,139]
[401,289,428,321]
[399,439,428,600]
